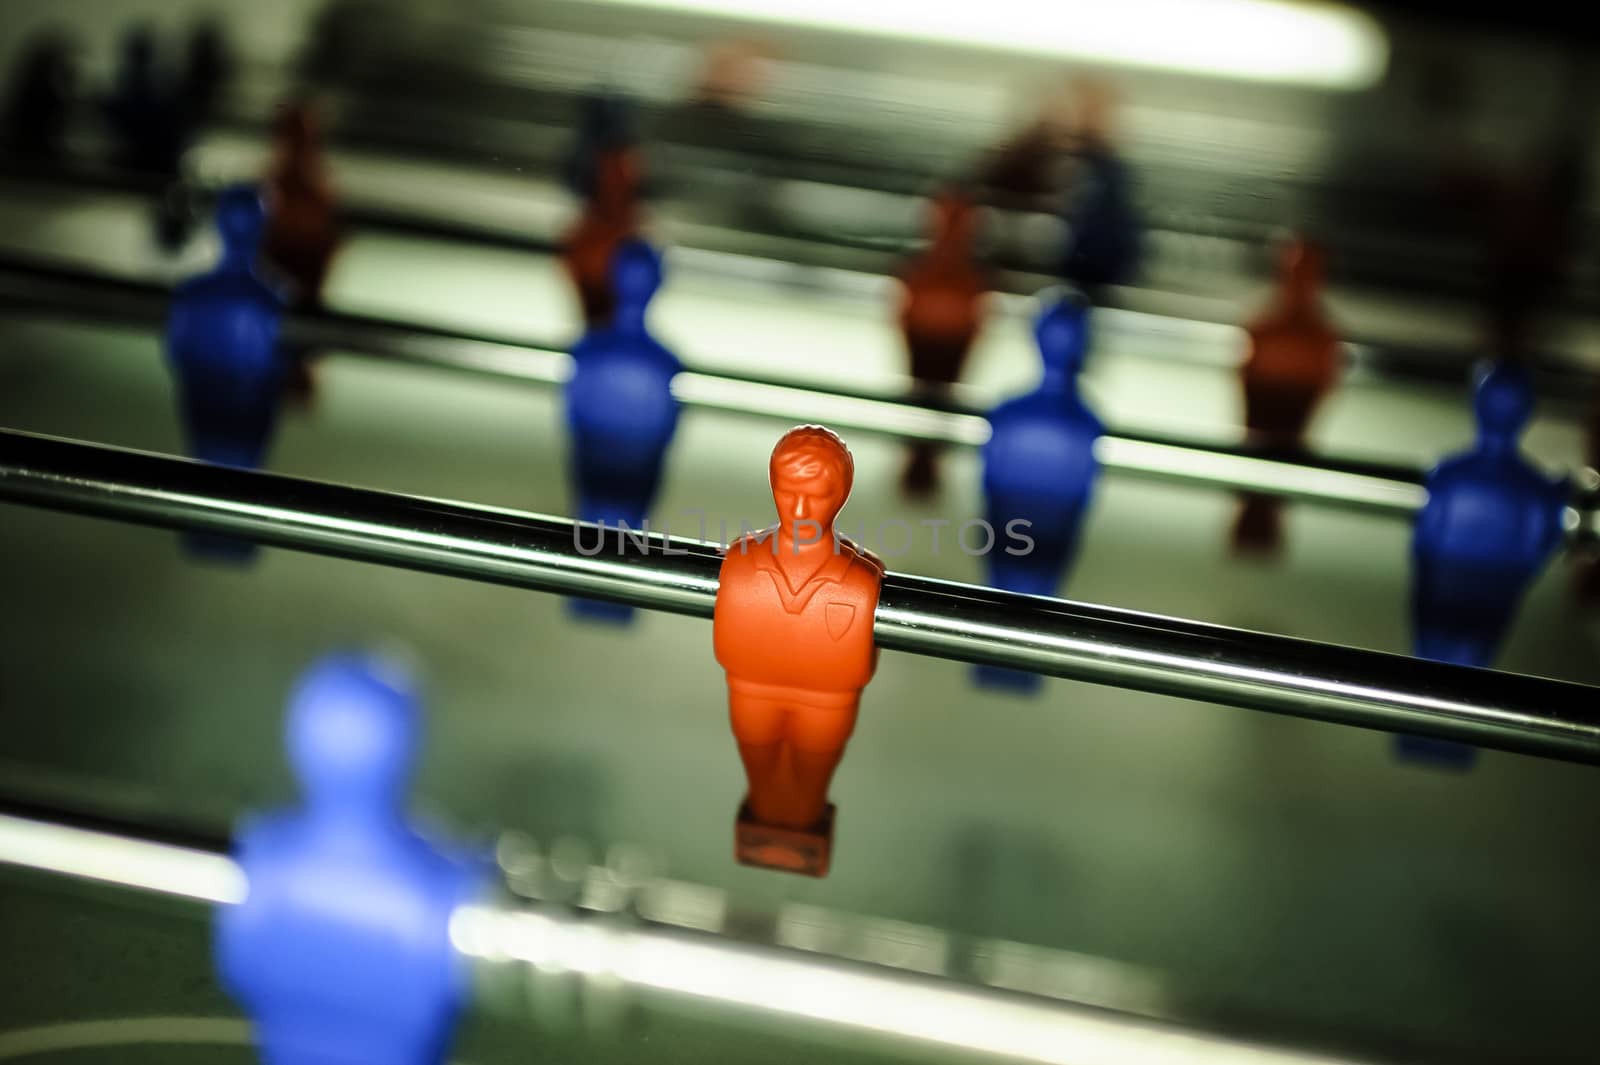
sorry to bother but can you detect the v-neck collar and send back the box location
[752,545,854,613]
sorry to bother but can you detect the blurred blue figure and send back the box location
[1061,148,1141,300]
[218,653,484,1065]
[166,184,284,562]
[103,25,204,249]
[564,88,636,200]
[103,25,186,176]
[4,33,75,161]
[566,239,682,623]
[182,19,230,128]
[1400,362,1569,767]
[976,294,1104,693]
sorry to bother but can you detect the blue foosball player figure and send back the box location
[103,25,201,251]
[1061,147,1141,300]
[103,25,186,177]
[976,294,1104,693]
[3,34,75,163]
[1400,361,1569,767]
[1059,81,1141,301]
[182,19,230,129]
[565,239,683,623]
[166,184,284,562]
[217,653,485,1065]
[565,89,636,201]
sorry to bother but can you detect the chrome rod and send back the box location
[0,804,1379,1065]
[10,150,1600,402]
[0,809,244,905]
[0,256,1445,519]
[2,429,1597,764]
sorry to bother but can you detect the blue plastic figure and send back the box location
[1400,361,1569,766]
[977,294,1104,693]
[4,33,75,161]
[103,25,205,249]
[103,25,187,177]
[217,653,484,1065]
[166,184,285,561]
[183,19,230,128]
[564,89,636,200]
[1061,148,1141,299]
[565,239,683,623]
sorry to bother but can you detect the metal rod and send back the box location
[0,808,244,905]
[2,429,1597,764]
[12,253,1599,535]
[0,805,1379,1065]
[14,147,1600,408]
[18,251,1600,532]
[0,254,1443,519]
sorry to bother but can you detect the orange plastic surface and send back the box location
[1234,238,1340,553]
[561,148,641,327]
[736,801,835,878]
[263,100,340,309]
[900,191,987,382]
[713,426,883,873]
[897,191,988,496]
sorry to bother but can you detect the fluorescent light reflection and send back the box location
[673,373,991,445]
[0,814,246,905]
[581,0,1388,90]
[1095,438,1427,513]
[452,905,1369,1064]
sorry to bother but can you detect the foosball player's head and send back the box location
[770,425,853,537]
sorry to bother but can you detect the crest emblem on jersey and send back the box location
[826,603,855,640]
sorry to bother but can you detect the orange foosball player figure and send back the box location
[1234,236,1340,554]
[562,147,641,328]
[264,100,340,309]
[263,99,341,410]
[897,189,989,498]
[713,426,884,877]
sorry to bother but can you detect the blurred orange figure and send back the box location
[1234,238,1340,554]
[976,75,1117,226]
[713,426,883,877]
[898,190,989,497]
[263,100,340,409]
[562,147,641,328]
[264,100,340,307]
[693,36,773,109]
[977,77,1077,208]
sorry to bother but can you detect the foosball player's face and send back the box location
[771,435,850,544]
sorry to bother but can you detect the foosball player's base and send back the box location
[735,801,835,878]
